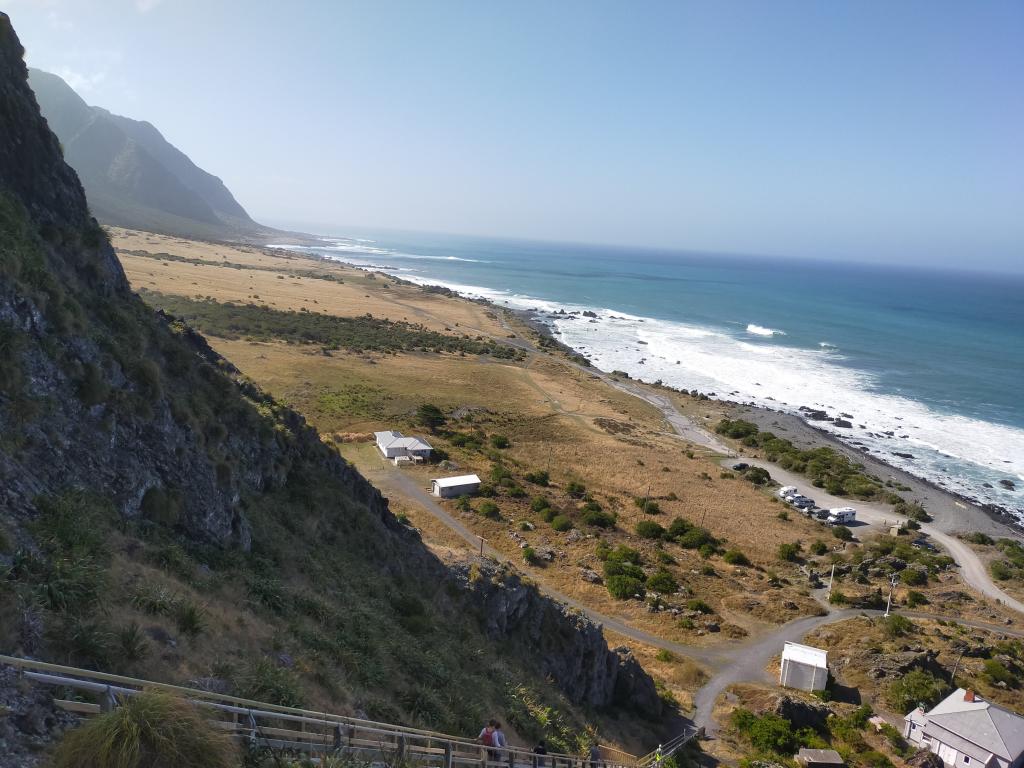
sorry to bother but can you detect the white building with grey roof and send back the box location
[904,688,1024,768]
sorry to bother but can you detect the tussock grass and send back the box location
[51,689,238,768]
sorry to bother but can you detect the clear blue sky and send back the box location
[8,0,1024,270]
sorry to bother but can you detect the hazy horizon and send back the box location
[8,0,1024,272]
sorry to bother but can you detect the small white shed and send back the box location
[780,642,828,691]
[432,474,481,499]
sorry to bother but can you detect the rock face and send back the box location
[906,750,945,768]
[0,664,79,767]
[0,12,390,548]
[458,562,663,717]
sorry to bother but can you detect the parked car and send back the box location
[911,538,937,552]
[732,462,749,471]
[827,507,857,525]
[777,486,798,499]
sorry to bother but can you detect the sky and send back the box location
[6,0,1024,270]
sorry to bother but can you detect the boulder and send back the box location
[771,693,833,731]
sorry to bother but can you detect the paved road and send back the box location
[729,457,1024,617]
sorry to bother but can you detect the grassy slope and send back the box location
[0,200,654,755]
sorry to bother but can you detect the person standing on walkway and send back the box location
[479,721,497,763]
[589,743,602,768]
[533,740,548,768]
[492,721,508,762]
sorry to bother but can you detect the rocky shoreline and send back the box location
[510,307,1023,541]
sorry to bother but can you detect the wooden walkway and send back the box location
[0,655,698,766]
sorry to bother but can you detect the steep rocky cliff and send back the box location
[0,12,661,758]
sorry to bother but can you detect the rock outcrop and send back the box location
[457,561,663,717]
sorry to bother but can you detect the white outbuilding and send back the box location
[374,431,432,463]
[431,474,481,499]
[780,642,829,692]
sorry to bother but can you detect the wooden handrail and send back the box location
[0,655,660,767]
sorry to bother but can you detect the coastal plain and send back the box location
[111,227,1024,757]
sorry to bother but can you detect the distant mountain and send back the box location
[27,67,275,240]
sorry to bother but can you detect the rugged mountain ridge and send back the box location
[0,13,662,756]
[27,67,273,241]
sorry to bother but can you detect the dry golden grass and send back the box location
[806,615,1024,714]
[108,228,996,676]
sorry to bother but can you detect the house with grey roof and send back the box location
[374,431,433,464]
[904,688,1024,768]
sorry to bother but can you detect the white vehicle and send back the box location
[827,507,857,525]
[778,486,798,499]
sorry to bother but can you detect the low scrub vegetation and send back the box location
[716,419,889,500]
[142,293,524,358]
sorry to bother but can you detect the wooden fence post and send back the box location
[444,740,454,768]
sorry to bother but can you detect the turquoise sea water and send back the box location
[275,230,1024,520]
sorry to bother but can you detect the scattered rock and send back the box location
[580,569,603,584]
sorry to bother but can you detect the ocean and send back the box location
[273,230,1024,522]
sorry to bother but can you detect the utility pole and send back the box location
[478,535,485,557]
[884,573,899,617]
[827,563,835,600]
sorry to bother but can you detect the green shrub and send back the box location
[582,508,616,528]
[902,567,927,586]
[965,532,994,546]
[416,403,445,431]
[524,470,549,486]
[905,590,928,607]
[983,659,1017,687]
[656,649,676,663]
[686,598,713,614]
[636,520,666,539]
[723,549,751,566]
[777,542,801,562]
[744,467,772,485]
[887,669,948,712]
[677,526,716,549]
[551,514,573,532]
[523,546,538,565]
[991,560,1013,580]
[530,496,550,513]
[731,708,798,755]
[51,689,238,768]
[565,481,586,498]
[832,525,853,541]
[810,540,828,556]
[607,575,645,600]
[540,507,558,523]
[490,434,510,449]
[646,569,678,594]
[478,500,500,519]
[634,497,662,515]
[883,614,915,638]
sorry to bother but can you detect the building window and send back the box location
[910,724,916,730]
[963,758,970,765]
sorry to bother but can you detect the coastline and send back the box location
[270,241,1023,541]
[511,307,1023,541]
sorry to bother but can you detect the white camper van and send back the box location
[778,486,798,499]
[827,507,856,525]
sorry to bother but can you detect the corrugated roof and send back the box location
[920,689,1024,762]
[796,748,844,765]
[782,642,828,668]
[433,474,481,488]
[375,431,432,451]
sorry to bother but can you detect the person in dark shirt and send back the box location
[533,740,548,768]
